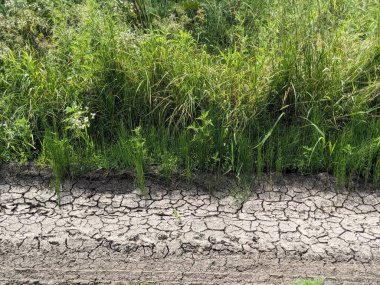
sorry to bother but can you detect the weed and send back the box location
[160,152,178,178]
[172,207,182,223]
[230,178,252,208]
[41,133,72,198]
[130,127,147,195]
[0,0,379,187]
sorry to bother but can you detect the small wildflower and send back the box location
[63,103,94,137]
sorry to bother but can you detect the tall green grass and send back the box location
[0,0,379,188]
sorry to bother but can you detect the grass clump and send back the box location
[0,0,379,187]
[130,127,148,194]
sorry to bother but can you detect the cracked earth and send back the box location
[1,164,380,285]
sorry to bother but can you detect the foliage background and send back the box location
[0,0,379,188]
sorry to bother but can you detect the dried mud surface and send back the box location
[1,164,380,285]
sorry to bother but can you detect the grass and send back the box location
[0,0,379,190]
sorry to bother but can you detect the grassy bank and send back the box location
[0,0,379,190]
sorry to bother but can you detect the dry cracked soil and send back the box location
[0,164,380,285]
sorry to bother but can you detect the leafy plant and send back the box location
[160,152,178,178]
[0,0,379,188]
[130,127,147,194]
[172,207,181,223]
[0,117,35,162]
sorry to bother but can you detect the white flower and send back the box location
[63,103,94,137]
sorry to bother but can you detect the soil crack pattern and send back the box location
[1,166,380,284]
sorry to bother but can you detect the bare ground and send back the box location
[0,164,380,284]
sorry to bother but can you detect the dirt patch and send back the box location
[1,165,380,284]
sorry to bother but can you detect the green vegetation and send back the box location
[0,0,379,189]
